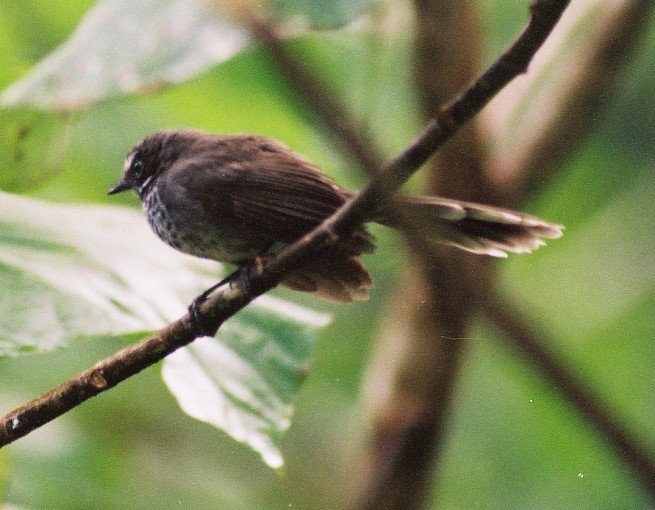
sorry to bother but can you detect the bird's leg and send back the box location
[235,251,270,300]
[187,274,232,337]
[187,251,271,337]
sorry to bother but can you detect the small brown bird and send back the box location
[109,129,562,303]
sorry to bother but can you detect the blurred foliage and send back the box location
[0,0,250,111]
[0,109,71,192]
[0,0,653,509]
[0,194,326,468]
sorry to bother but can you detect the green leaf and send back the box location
[0,0,384,112]
[0,191,328,467]
[0,191,217,354]
[162,298,327,468]
[0,0,251,111]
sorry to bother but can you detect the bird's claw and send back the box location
[188,294,216,337]
[186,258,264,337]
[187,275,231,337]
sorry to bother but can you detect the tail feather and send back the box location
[281,195,562,302]
[282,247,373,302]
[382,195,563,257]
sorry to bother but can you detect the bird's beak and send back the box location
[107,178,131,195]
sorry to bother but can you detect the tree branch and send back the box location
[248,15,385,174]
[0,0,572,449]
[483,0,654,204]
[349,2,487,508]
[480,289,655,499]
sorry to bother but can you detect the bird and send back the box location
[109,129,562,303]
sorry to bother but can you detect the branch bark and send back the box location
[349,3,486,509]
[349,0,655,508]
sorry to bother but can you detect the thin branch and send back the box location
[0,0,572,448]
[480,290,655,499]
[249,14,446,247]
[484,0,654,204]
[0,282,250,446]
[262,0,572,281]
[248,16,385,174]
[0,326,188,443]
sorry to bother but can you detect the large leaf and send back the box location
[0,192,209,352]
[163,299,326,468]
[0,0,381,112]
[0,191,328,466]
[0,0,251,111]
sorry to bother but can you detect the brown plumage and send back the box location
[109,129,563,302]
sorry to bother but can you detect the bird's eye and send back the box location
[131,157,144,175]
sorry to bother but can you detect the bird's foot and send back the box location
[187,256,268,337]
[187,275,230,337]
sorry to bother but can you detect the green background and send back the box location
[0,0,653,508]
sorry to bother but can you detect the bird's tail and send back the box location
[281,246,373,303]
[281,196,562,303]
[377,195,563,257]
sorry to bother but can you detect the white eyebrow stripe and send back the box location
[124,152,135,172]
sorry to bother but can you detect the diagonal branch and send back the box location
[248,16,385,174]
[0,0,572,449]
[480,290,655,498]
[349,3,487,508]
[485,0,654,204]
[258,0,572,284]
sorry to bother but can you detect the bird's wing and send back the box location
[168,136,372,251]
[227,156,347,243]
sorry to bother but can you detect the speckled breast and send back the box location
[142,187,264,264]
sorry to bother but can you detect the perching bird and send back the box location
[109,129,562,303]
